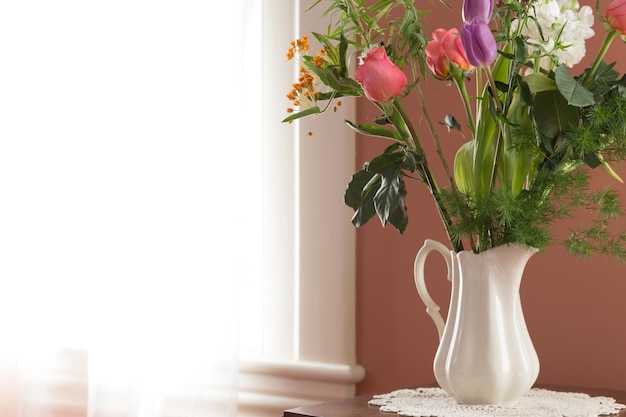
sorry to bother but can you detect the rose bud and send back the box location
[607,0,626,35]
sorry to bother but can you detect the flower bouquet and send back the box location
[284,0,626,258]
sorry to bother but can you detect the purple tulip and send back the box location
[460,18,497,67]
[462,0,494,24]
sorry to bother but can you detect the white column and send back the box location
[260,0,298,362]
[239,1,365,416]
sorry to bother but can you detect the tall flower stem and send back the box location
[417,80,477,252]
[475,68,483,121]
[484,65,503,112]
[451,66,475,135]
[394,100,464,252]
[484,65,505,192]
[416,83,457,186]
[582,30,618,87]
[394,100,422,155]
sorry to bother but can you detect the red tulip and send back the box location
[425,28,473,78]
[355,46,408,102]
[607,0,626,35]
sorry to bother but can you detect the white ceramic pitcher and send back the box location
[413,239,540,405]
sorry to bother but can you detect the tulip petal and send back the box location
[461,18,497,67]
[442,29,472,71]
[425,40,449,77]
[463,0,494,23]
[425,28,473,78]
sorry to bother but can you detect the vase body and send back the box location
[414,240,539,405]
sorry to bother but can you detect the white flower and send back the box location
[517,0,594,69]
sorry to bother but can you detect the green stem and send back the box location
[582,30,617,88]
[483,65,505,191]
[475,68,483,121]
[420,75,476,252]
[393,100,421,154]
[419,163,465,252]
[484,65,503,112]
[416,83,456,187]
[393,101,463,252]
[451,66,475,135]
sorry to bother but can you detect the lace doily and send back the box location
[369,387,626,417]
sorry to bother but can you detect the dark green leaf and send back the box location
[498,51,516,60]
[533,90,580,138]
[344,170,380,228]
[374,114,391,125]
[519,79,533,106]
[615,73,626,88]
[555,65,595,107]
[495,81,509,93]
[339,31,349,75]
[367,149,404,174]
[514,36,528,63]
[402,148,421,172]
[538,133,555,154]
[583,153,602,169]
[373,166,403,227]
[388,177,408,233]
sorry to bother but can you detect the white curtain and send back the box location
[0,1,254,416]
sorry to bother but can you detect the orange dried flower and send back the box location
[313,49,326,67]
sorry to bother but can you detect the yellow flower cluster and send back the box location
[285,35,328,121]
[286,67,316,110]
[286,35,311,60]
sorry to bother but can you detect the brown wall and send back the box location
[355,0,626,395]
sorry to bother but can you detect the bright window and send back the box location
[0,2,254,416]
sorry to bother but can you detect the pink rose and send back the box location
[425,28,473,78]
[607,0,626,35]
[355,46,408,102]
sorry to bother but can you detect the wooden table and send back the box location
[283,386,626,417]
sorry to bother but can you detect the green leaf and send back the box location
[282,106,321,123]
[344,170,379,228]
[347,145,410,233]
[373,164,403,228]
[495,81,509,93]
[519,79,533,106]
[344,120,403,141]
[524,73,556,94]
[514,36,528,64]
[602,161,624,183]
[366,146,404,174]
[533,90,580,139]
[388,177,408,233]
[339,31,349,75]
[401,148,421,172]
[555,65,595,107]
[587,62,620,100]
[583,153,601,168]
[303,57,362,94]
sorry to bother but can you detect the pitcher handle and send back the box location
[413,239,453,340]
